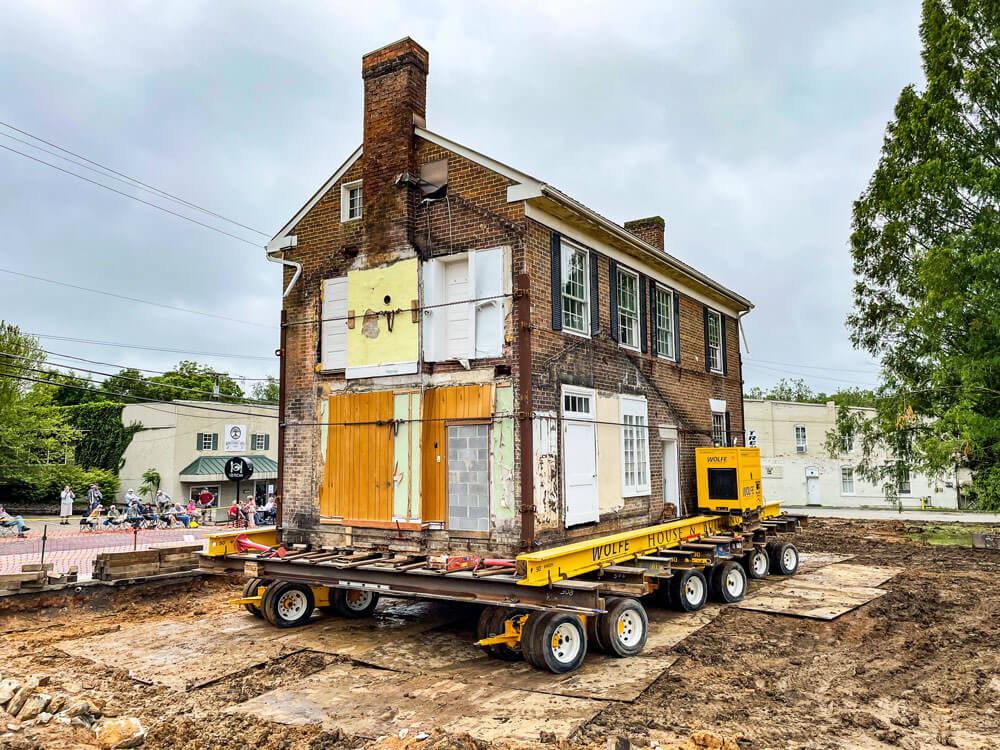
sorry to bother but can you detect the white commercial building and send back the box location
[744,399,962,509]
[118,400,278,518]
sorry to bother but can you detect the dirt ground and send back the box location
[1,518,998,750]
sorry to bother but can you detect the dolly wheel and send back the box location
[743,547,770,579]
[487,607,529,662]
[597,598,648,657]
[670,568,708,612]
[262,582,315,628]
[531,612,587,674]
[586,610,608,653]
[770,541,799,575]
[519,612,547,669]
[332,588,380,618]
[242,577,272,617]
[477,606,500,656]
[710,561,747,603]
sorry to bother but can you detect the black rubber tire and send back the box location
[477,606,499,656]
[586,610,608,653]
[318,587,340,615]
[743,547,770,579]
[261,581,315,628]
[710,561,748,603]
[487,607,528,661]
[531,612,588,674]
[597,598,648,657]
[332,588,380,618]
[770,541,799,575]
[670,568,709,612]
[519,612,547,669]
[243,577,272,617]
[653,577,673,609]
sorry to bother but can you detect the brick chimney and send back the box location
[624,216,665,251]
[361,38,429,255]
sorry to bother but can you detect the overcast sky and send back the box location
[0,1,923,395]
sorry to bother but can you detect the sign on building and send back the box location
[747,429,758,447]
[225,424,247,452]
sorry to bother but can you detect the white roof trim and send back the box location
[271,145,363,241]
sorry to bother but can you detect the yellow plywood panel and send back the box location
[421,384,495,524]
[346,258,419,377]
[320,391,394,522]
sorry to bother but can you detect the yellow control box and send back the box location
[695,447,763,514]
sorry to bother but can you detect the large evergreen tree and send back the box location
[847,0,1000,507]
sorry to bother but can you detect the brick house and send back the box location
[267,38,752,556]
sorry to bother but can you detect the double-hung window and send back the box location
[706,309,723,373]
[794,425,807,453]
[654,285,674,359]
[712,412,728,447]
[841,466,855,495]
[341,180,362,221]
[561,241,589,334]
[617,268,639,349]
[842,432,854,454]
[620,397,650,495]
[896,463,911,494]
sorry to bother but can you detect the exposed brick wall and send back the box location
[623,216,665,250]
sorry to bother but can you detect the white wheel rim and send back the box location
[616,609,643,647]
[725,568,745,597]
[344,590,373,611]
[278,590,308,620]
[684,575,704,604]
[752,551,768,576]
[550,622,582,663]
[782,547,797,571]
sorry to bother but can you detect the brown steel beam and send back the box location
[516,273,534,550]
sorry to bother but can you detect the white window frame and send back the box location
[200,433,214,451]
[794,424,807,453]
[560,239,590,336]
[842,432,855,454]
[897,463,911,495]
[620,396,650,496]
[341,180,362,222]
[617,267,640,351]
[711,412,727,447]
[706,308,723,373]
[253,434,266,451]
[653,284,675,359]
[841,466,855,495]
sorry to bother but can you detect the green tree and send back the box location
[138,467,161,500]
[61,401,142,472]
[845,0,1000,508]
[744,378,877,408]
[250,375,279,403]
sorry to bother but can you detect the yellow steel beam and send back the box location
[204,526,278,557]
[516,514,725,587]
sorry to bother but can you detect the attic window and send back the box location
[341,180,362,221]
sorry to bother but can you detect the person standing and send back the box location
[87,484,103,514]
[59,485,75,524]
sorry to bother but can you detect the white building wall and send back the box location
[745,399,961,510]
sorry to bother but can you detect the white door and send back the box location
[444,259,470,359]
[662,439,680,517]
[806,476,820,505]
[562,388,598,527]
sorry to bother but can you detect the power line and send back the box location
[0,124,269,236]
[0,267,275,329]
[39,349,274,381]
[285,293,514,327]
[26,333,276,361]
[743,361,879,388]
[744,357,880,375]
[0,142,262,248]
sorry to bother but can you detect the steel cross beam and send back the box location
[515,514,725,587]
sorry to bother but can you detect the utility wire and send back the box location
[0,267,275,329]
[286,293,514,327]
[743,360,879,388]
[26,333,276,361]
[743,357,880,375]
[0,355,277,404]
[0,120,269,236]
[39,349,274,381]
[0,142,262,248]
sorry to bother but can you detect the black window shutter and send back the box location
[649,283,658,357]
[703,306,711,372]
[589,250,600,334]
[721,316,728,375]
[608,259,618,342]
[264,434,270,450]
[550,232,562,331]
[196,433,203,451]
[211,433,218,450]
[724,411,732,447]
[638,275,648,354]
[673,291,681,362]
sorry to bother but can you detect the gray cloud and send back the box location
[0,0,922,392]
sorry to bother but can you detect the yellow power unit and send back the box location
[695,447,763,514]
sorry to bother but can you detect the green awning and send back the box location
[178,454,278,481]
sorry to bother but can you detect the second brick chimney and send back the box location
[361,37,429,255]
[624,216,665,251]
